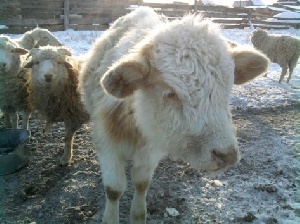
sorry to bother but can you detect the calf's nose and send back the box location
[212,146,239,170]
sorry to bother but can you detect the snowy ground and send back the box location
[1,25,299,223]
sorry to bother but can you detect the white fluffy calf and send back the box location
[79,7,269,223]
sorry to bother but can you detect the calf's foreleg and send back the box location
[130,149,165,224]
[99,146,127,224]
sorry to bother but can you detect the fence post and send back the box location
[64,0,70,30]
[194,0,198,12]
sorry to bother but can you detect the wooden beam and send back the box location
[64,0,70,30]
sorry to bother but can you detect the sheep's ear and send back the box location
[13,48,28,55]
[58,48,72,56]
[24,61,33,68]
[101,55,150,99]
[231,48,270,85]
[64,61,73,69]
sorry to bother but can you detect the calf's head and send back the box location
[0,36,28,73]
[101,17,269,172]
[25,46,73,86]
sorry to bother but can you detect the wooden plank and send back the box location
[21,0,63,2]
[69,16,112,25]
[39,24,64,32]
[0,0,20,7]
[69,2,128,8]
[1,18,63,26]
[139,3,194,10]
[211,18,247,24]
[251,19,300,26]
[0,8,21,17]
[69,24,109,31]
[202,13,248,18]
[20,2,64,8]
[69,8,129,15]
[21,10,64,18]
[159,11,187,17]
[221,24,249,29]
[253,24,291,29]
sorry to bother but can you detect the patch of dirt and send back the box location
[0,103,299,223]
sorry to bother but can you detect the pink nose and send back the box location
[212,146,239,170]
[44,74,53,82]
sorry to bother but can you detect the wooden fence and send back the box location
[0,0,299,34]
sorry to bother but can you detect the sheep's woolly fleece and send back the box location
[0,23,299,224]
[250,29,300,82]
[0,35,31,113]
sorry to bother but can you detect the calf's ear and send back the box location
[230,47,270,85]
[100,54,150,99]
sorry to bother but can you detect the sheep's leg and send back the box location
[287,67,294,83]
[8,112,18,129]
[4,111,12,128]
[99,149,127,224]
[21,110,31,130]
[279,66,288,83]
[130,149,165,224]
[43,120,52,134]
[60,120,77,166]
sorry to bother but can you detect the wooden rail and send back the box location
[0,0,299,34]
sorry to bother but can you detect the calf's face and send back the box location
[101,20,269,172]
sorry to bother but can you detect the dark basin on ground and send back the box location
[0,129,31,175]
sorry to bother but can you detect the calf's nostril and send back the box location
[44,74,53,82]
[212,147,238,168]
[212,150,225,166]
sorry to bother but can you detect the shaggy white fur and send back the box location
[79,7,269,223]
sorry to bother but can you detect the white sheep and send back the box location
[79,7,269,223]
[250,29,300,83]
[16,27,62,50]
[0,35,32,129]
[25,46,89,165]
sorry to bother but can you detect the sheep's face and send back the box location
[31,28,62,48]
[37,31,62,47]
[250,29,268,46]
[25,46,72,87]
[100,17,269,172]
[0,36,28,73]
